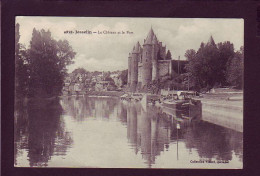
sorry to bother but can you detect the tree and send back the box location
[184,38,240,91]
[184,49,196,61]
[15,23,21,97]
[226,46,243,89]
[15,23,30,98]
[72,68,88,75]
[27,28,76,97]
[56,39,76,76]
[72,68,89,80]
[185,41,220,90]
[165,50,172,60]
[217,41,235,85]
[119,69,128,85]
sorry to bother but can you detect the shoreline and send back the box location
[60,91,124,98]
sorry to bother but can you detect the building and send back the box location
[128,28,173,92]
[62,73,87,95]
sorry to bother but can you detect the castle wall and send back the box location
[161,47,166,59]
[158,60,171,78]
[138,66,142,83]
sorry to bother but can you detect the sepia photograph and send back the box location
[14,17,243,169]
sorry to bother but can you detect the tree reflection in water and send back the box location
[14,98,73,167]
[15,97,243,168]
[60,97,119,121]
[183,121,243,162]
[125,101,243,167]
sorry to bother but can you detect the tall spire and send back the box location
[144,27,154,45]
[152,34,158,44]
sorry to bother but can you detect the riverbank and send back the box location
[194,92,243,109]
[193,92,243,132]
[149,90,243,132]
[61,91,125,98]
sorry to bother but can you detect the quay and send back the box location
[193,93,243,132]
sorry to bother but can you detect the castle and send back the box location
[128,28,173,92]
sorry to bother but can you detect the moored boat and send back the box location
[162,99,189,110]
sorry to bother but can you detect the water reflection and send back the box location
[14,99,73,167]
[183,121,243,161]
[14,97,243,168]
[125,102,242,167]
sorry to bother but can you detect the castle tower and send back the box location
[161,45,166,59]
[137,47,143,84]
[142,28,154,87]
[127,53,132,87]
[152,34,159,81]
[130,42,140,92]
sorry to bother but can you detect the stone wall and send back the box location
[138,66,142,83]
[158,60,171,77]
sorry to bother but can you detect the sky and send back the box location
[16,17,244,73]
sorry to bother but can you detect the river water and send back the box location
[14,96,243,168]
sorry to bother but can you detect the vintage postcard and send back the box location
[14,17,243,168]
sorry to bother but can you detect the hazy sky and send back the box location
[16,17,244,72]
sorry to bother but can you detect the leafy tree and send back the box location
[184,49,196,61]
[184,37,241,91]
[185,41,220,89]
[15,23,21,96]
[72,68,89,81]
[72,68,88,75]
[165,50,172,60]
[119,69,128,85]
[56,39,75,75]
[27,28,76,97]
[217,41,235,85]
[226,46,243,89]
[15,23,20,60]
[15,23,30,98]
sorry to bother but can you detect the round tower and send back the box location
[130,42,140,92]
[142,28,154,87]
[152,34,159,82]
[128,53,132,87]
